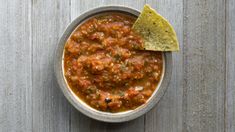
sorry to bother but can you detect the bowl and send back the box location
[54,5,172,122]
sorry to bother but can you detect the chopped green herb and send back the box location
[120,63,126,71]
[118,91,125,97]
[114,54,121,61]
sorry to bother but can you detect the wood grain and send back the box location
[0,0,32,131]
[144,0,184,132]
[226,0,235,131]
[183,0,226,131]
[0,0,234,131]
[31,0,70,131]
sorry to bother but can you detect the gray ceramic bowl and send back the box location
[54,5,172,123]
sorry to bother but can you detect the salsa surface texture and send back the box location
[64,13,163,112]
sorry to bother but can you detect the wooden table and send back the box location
[0,0,234,131]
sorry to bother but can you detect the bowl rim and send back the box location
[54,5,172,123]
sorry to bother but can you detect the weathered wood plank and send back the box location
[0,0,232,131]
[102,0,145,9]
[0,0,32,131]
[226,0,235,131]
[32,0,70,131]
[183,0,226,131]
[144,0,184,132]
[70,1,145,132]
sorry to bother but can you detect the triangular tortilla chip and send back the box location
[132,5,179,51]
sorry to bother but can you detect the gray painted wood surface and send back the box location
[0,0,32,131]
[226,0,235,132]
[0,0,234,132]
[144,0,184,132]
[32,0,70,131]
[183,0,226,131]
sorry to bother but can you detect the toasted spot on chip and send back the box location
[132,5,179,51]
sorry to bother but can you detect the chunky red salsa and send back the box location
[64,13,163,112]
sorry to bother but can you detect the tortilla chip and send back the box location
[132,5,179,51]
